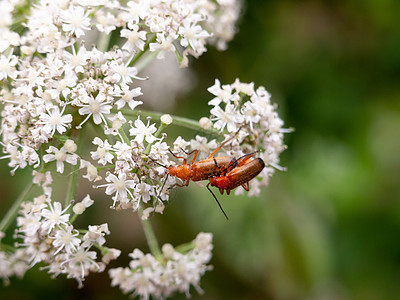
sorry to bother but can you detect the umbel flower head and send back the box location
[109,233,214,299]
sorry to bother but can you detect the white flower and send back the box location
[121,24,147,52]
[43,146,79,174]
[207,78,237,106]
[124,0,150,24]
[73,194,94,215]
[105,112,127,135]
[133,182,152,208]
[129,117,157,144]
[210,103,243,132]
[83,224,110,247]
[0,252,13,284]
[97,172,136,206]
[190,136,218,161]
[205,79,290,195]
[21,66,46,87]
[0,52,18,80]
[149,33,177,60]
[232,78,255,95]
[52,225,81,255]
[77,93,112,128]
[90,137,114,166]
[63,139,77,153]
[80,160,102,182]
[21,146,40,168]
[62,46,89,73]
[62,246,100,283]
[32,170,53,187]
[61,6,91,38]
[173,136,190,153]
[149,141,169,162]
[109,61,144,85]
[95,10,117,34]
[141,205,165,220]
[16,210,42,237]
[80,194,94,208]
[41,201,70,234]
[113,141,133,162]
[178,19,210,54]
[102,248,121,264]
[114,84,143,110]
[240,101,261,130]
[38,106,73,135]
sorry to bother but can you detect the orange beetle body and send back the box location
[168,156,234,184]
[167,132,240,186]
[208,157,265,195]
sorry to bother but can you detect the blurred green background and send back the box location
[1,0,400,299]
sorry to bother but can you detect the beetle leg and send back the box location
[207,126,243,159]
[188,149,199,164]
[241,182,249,191]
[168,148,187,164]
[168,182,185,189]
[213,157,220,168]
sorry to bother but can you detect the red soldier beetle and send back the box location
[208,155,265,195]
[206,154,265,219]
[160,128,242,188]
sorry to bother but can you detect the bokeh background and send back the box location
[1,0,400,299]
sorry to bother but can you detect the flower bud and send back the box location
[161,114,173,125]
[73,202,86,215]
[64,139,77,153]
[199,117,212,130]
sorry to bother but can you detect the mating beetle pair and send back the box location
[162,131,265,219]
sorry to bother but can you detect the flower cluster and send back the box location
[109,233,213,299]
[0,232,29,285]
[170,79,291,196]
[92,124,176,212]
[11,171,120,287]
[0,0,241,208]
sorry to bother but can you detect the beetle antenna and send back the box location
[152,173,169,216]
[206,183,229,220]
[148,156,168,169]
[157,174,169,200]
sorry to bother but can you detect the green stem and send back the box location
[144,120,168,155]
[118,127,130,144]
[65,166,78,207]
[139,119,172,259]
[134,51,159,73]
[0,182,34,233]
[97,164,116,171]
[98,32,111,52]
[175,241,196,254]
[129,35,157,68]
[140,217,162,259]
[0,243,16,252]
[70,213,78,224]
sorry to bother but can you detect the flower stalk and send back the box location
[0,182,34,233]
[140,216,161,259]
